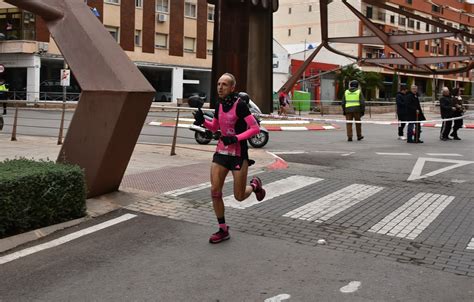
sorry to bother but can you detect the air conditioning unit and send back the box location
[38,42,49,52]
[157,14,167,23]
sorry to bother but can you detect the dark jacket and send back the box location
[451,96,464,118]
[439,95,454,119]
[341,87,365,114]
[405,92,425,121]
[396,92,408,121]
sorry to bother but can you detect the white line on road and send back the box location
[280,126,308,131]
[283,184,384,222]
[224,175,324,209]
[264,294,291,302]
[408,157,474,181]
[376,152,412,156]
[271,151,307,155]
[467,238,474,250]
[369,193,455,240]
[425,153,463,157]
[340,281,362,293]
[0,214,137,265]
[163,171,263,197]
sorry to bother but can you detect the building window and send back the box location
[185,2,197,18]
[288,7,291,14]
[390,15,395,23]
[155,33,168,49]
[408,19,414,28]
[406,0,412,4]
[366,6,373,19]
[416,21,420,30]
[425,23,429,31]
[184,37,195,52]
[308,27,312,35]
[309,5,312,12]
[105,0,119,4]
[156,0,169,13]
[106,26,119,42]
[208,6,215,21]
[446,43,450,55]
[135,30,141,46]
[135,0,142,8]
[207,40,213,55]
[432,4,441,13]
[288,29,291,36]
[415,42,420,50]
[399,17,406,26]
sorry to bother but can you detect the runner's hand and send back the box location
[221,136,238,146]
[193,108,204,125]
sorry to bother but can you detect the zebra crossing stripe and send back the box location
[283,184,384,222]
[224,175,323,209]
[467,238,474,250]
[369,193,455,240]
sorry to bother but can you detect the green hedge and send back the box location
[0,159,86,238]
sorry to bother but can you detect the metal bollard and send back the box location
[57,99,66,145]
[11,102,18,141]
[170,108,180,156]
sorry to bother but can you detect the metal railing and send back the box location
[0,91,81,102]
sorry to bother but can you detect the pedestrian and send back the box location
[278,91,290,116]
[0,79,8,115]
[450,87,464,140]
[439,87,457,141]
[193,73,266,244]
[341,80,365,141]
[405,85,425,143]
[396,84,408,140]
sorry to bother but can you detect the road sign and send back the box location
[60,69,71,86]
[0,64,5,73]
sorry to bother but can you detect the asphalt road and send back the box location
[1,211,473,302]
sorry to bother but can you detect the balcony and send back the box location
[0,40,46,54]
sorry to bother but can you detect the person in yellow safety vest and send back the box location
[0,80,8,115]
[341,80,365,142]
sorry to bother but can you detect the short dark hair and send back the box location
[400,84,408,91]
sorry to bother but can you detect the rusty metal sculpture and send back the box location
[280,0,473,93]
[6,0,155,197]
[208,0,279,113]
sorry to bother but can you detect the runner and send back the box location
[193,73,266,244]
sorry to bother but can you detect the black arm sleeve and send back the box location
[214,103,219,120]
[236,101,251,119]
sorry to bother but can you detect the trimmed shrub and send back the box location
[0,159,86,238]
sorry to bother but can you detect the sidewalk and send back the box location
[0,134,277,251]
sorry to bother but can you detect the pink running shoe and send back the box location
[250,176,266,201]
[209,228,230,244]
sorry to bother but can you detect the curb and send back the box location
[266,152,289,170]
[149,121,338,131]
[0,217,88,253]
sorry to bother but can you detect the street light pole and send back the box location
[302,39,307,91]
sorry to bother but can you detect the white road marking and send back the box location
[340,281,361,293]
[467,238,474,250]
[271,151,307,155]
[376,152,412,156]
[163,171,263,197]
[369,193,455,240]
[280,126,308,131]
[264,294,291,302]
[261,120,310,124]
[0,214,137,265]
[425,153,462,157]
[408,157,474,181]
[341,152,355,157]
[224,175,324,209]
[283,184,384,222]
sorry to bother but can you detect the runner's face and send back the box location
[217,76,235,98]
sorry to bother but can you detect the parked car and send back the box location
[154,91,172,102]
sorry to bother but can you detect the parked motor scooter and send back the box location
[188,93,269,148]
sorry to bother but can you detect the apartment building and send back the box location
[274,0,474,99]
[0,0,215,102]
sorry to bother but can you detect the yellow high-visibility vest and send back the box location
[0,84,8,92]
[344,89,361,108]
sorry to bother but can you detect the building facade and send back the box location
[0,0,215,103]
[274,0,474,99]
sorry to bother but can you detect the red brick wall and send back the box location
[169,0,184,57]
[142,0,156,53]
[120,0,135,51]
[196,0,207,59]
